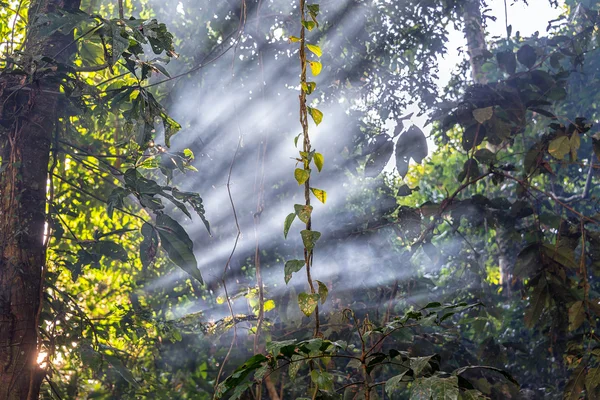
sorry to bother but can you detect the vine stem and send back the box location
[298,0,320,338]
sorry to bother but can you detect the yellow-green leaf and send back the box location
[316,280,328,304]
[285,260,305,284]
[294,204,313,223]
[307,107,323,126]
[309,61,322,76]
[264,299,276,312]
[548,136,570,160]
[472,107,493,124]
[568,301,585,331]
[314,152,324,172]
[306,44,322,57]
[289,36,301,42]
[301,20,316,31]
[310,188,327,204]
[570,133,581,160]
[294,168,310,185]
[283,212,296,239]
[301,81,316,95]
[298,292,320,316]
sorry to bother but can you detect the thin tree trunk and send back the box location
[462,0,515,291]
[463,0,487,84]
[0,0,80,398]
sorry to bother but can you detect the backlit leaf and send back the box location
[307,107,323,125]
[306,44,322,57]
[472,107,493,124]
[310,188,326,204]
[309,61,322,75]
[316,280,328,304]
[156,214,202,284]
[298,292,320,316]
[314,152,324,172]
[294,168,310,185]
[285,260,305,284]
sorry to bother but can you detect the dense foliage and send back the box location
[1,0,600,399]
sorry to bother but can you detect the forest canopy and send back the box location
[1,0,600,399]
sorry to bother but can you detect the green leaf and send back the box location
[155,214,202,284]
[586,367,600,393]
[309,61,322,75]
[306,43,322,57]
[411,376,458,400]
[298,292,320,316]
[385,371,409,396]
[283,213,296,239]
[316,280,328,304]
[285,260,305,284]
[568,301,585,331]
[294,204,313,223]
[310,370,334,391]
[462,124,486,151]
[310,188,327,204]
[474,148,496,164]
[301,81,316,94]
[472,107,493,124]
[496,50,517,75]
[410,356,434,377]
[565,364,586,400]
[294,168,310,185]
[104,354,140,388]
[110,23,130,66]
[524,279,547,328]
[307,4,320,15]
[307,107,323,125]
[548,136,570,160]
[314,152,324,172]
[570,133,581,160]
[301,20,316,31]
[517,44,537,68]
[300,230,321,251]
[457,159,480,183]
[92,241,128,262]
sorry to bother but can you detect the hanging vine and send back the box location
[283,0,327,338]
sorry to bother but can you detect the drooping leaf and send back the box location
[517,44,537,68]
[310,188,327,204]
[306,43,322,57]
[307,107,323,125]
[472,107,493,124]
[104,353,140,388]
[316,280,328,304]
[294,204,313,224]
[314,152,324,172]
[462,124,486,151]
[568,301,585,331]
[298,292,320,316]
[294,168,310,185]
[155,214,202,284]
[457,159,480,183]
[496,50,517,75]
[285,260,305,284]
[300,230,321,251]
[309,60,322,75]
[140,223,159,269]
[524,279,547,328]
[385,371,409,397]
[284,213,296,239]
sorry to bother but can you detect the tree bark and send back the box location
[0,0,80,398]
[462,0,516,291]
[462,0,487,84]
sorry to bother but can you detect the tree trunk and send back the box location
[0,0,80,398]
[462,0,487,84]
[462,0,516,291]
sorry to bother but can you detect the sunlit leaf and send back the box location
[294,168,310,185]
[309,61,322,75]
[298,292,320,316]
[314,152,324,172]
[306,43,322,57]
[285,260,305,284]
[316,280,328,304]
[307,107,323,125]
[310,188,326,204]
